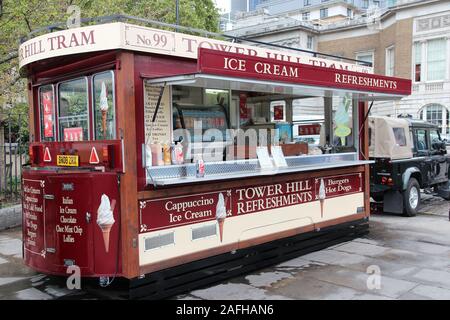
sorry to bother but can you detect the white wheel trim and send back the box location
[409,186,419,209]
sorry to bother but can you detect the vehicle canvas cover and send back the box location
[369,116,413,159]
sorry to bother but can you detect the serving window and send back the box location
[144,78,368,186]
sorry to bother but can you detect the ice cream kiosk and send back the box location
[19,17,411,298]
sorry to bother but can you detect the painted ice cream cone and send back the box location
[320,199,324,218]
[97,194,115,253]
[101,110,107,133]
[100,223,113,253]
[319,178,326,218]
[99,81,109,134]
[216,193,227,243]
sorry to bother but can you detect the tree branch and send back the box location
[0,51,18,65]
[22,12,32,32]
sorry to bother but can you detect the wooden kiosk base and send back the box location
[129,218,369,300]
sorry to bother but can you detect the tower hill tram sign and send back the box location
[19,18,410,299]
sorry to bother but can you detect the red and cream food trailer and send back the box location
[19,18,411,298]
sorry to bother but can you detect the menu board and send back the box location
[256,146,274,170]
[271,146,288,168]
[144,84,171,144]
[22,179,45,256]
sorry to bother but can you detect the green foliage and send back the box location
[0,0,220,107]
[2,102,29,145]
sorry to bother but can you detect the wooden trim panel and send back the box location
[139,213,366,275]
[116,51,140,278]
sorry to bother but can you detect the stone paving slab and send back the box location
[332,241,390,257]
[14,288,52,300]
[245,271,292,288]
[0,205,22,231]
[295,264,419,299]
[0,277,27,287]
[189,283,289,300]
[266,274,364,300]
[411,269,450,290]
[410,284,450,300]
[0,238,23,256]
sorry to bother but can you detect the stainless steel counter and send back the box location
[146,153,373,186]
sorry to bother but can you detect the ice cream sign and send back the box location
[139,173,363,233]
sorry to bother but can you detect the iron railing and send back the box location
[0,111,29,206]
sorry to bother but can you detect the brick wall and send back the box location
[318,18,413,79]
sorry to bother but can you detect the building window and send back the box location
[414,42,422,82]
[302,12,310,21]
[362,0,369,8]
[420,104,449,134]
[347,8,352,17]
[373,1,380,7]
[356,51,374,67]
[427,38,446,81]
[307,35,314,50]
[385,46,395,76]
[304,0,311,6]
[320,8,328,19]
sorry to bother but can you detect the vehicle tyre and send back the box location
[403,178,420,217]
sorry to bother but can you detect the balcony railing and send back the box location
[412,81,448,94]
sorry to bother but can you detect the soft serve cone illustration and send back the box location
[97,194,116,252]
[216,193,227,242]
[99,81,109,134]
[319,178,326,218]
[334,94,351,146]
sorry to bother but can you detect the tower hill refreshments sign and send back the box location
[19,22,373,74]
[139,173,362,233]
[198,48,412,96]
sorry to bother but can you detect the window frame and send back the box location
[57,76,90,142]
[38,84,56,142]
[429,128,442,150]
[426,38,447,82]
[414,128,429,152]
[355,50,375,67]
[307,35,314,50]
[385,45,395,77]
[91,70,117,140]
[413,42,423,83]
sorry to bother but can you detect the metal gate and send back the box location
[0,110,29,206]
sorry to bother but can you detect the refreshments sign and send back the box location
[198,48,412,96]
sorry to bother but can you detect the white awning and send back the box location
[144,73,406,101]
